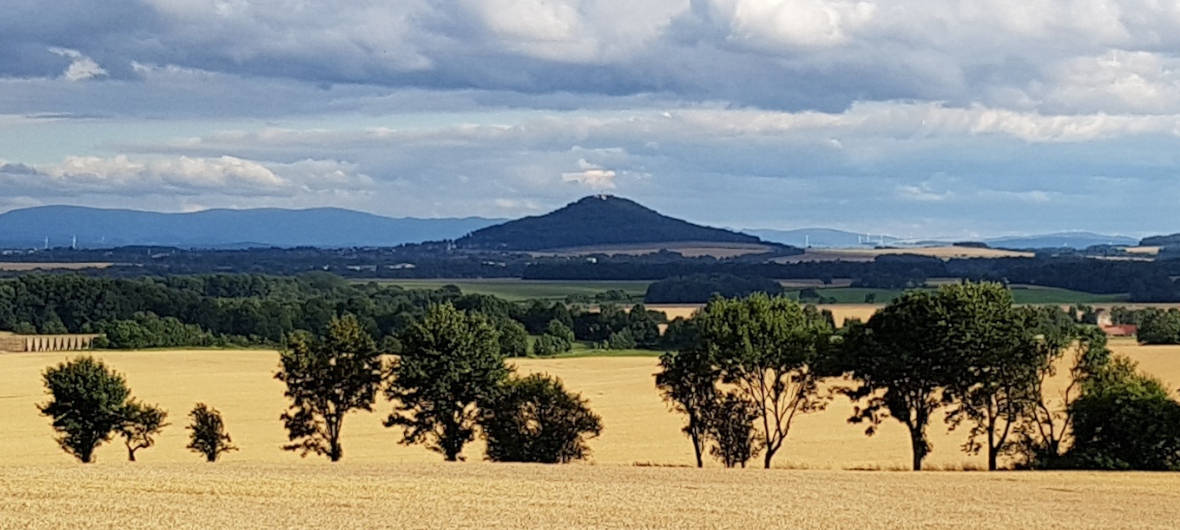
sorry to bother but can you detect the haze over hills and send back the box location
[984,232,1138,250]
[457,195,766,251]
[750,227,1137,250]
[0,201,1150,252]
[746,228,901,248]
[0,206,502,248]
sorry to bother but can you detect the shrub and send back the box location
[533,334,570,357]
[607,328,637,350]
[497,319,530,358]
[1066,357,1180,470]
[118,400,168,462]
[545,319,576,344]
[186,403,237,462]
[706,393,761,468]
[481,373,603,463]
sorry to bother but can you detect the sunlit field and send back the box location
[1,339,1176,468]
[2,463,1178,528]
[2,339,1179,527]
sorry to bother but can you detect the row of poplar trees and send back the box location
[657,282,1178,471]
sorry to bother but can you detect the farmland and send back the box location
[2,339,1177,468]
[1,340,1179,527]
[365,278,651,302]
[2,463,1179,528]
[528,241,778,258]
[370,278,1128,305]
[776,246,1035,262]
[0,262,113,271]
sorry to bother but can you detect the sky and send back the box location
[3,1,1180,239]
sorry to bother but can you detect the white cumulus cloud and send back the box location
[47,47,107,81]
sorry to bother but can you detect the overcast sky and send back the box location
[3,1,1180,238]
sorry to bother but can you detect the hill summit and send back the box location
[456,195,762,251]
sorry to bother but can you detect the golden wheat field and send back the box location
[1,341,1179,527]
[776,246,1035,263]
[650,303,880,326]
[0,262,113,271]
[2,463,1179,528]
[1,340,1178,468]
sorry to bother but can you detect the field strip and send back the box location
[0,463,1177,528]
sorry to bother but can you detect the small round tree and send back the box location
[186,403,237,462]
[38,356,131,463]
[480,373,603,463]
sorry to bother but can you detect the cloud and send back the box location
[47,47,107,81]
[561,159,617,189]
[0,155,373,197]
[8,2,1180,236]
[4,1,1180,113]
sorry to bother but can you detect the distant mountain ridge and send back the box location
[751,227,1136,250]
[984,232,1137,249]
[0,205,502,248]
[457,195,765,251]
[1140,233,1180,247]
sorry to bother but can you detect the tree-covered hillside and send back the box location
[456,195,766,250]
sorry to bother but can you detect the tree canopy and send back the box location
[385,303,508,461]
[277,314,383,462]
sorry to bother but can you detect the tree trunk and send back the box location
[128,448,137,462]
[987,424,998,471]
[763,446,774,469]
[690,430,703,468]
[908,426,925,471]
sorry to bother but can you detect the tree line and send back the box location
[527,255,1180,302]
[38,307,603,465]
[10,244,1180,301]
[29,281,1180,470]
[0,274,671,355]
[657,284,1180,470]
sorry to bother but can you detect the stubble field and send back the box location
[1,339,1178,527]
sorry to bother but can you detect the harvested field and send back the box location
[1,462,1178,528]
[776,246,1034,262]
[528,241,776,258]
[0,262,112,271]
[650,303,880,326]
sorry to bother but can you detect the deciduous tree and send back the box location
[38,356,131,463]
[276,314,383,462]
[186,403,237,462]
[696,293,833,469]
[1013,307,1109,467]
[386,303,508,461]
[941,283,1038,471]
[841,291,954,470]
[118,400,168,462]
[480,373,602,463]
[655,337,717,468]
